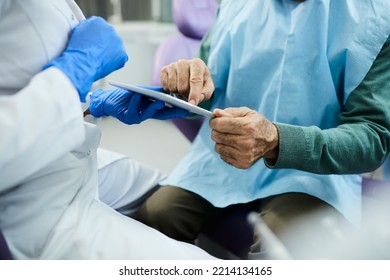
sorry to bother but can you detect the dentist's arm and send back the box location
[0,68,84,190]
[44,16,128,102]
[0,17,128,191]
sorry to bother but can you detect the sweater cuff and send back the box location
[265,123,308,169]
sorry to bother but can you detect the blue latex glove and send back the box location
[89,86,189,124]
[43,16,128,101]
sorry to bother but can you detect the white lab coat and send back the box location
[0,0,214,259]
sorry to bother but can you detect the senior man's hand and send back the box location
[210,107,280,169]
[160,58,214,105]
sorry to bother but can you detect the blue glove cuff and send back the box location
[43,54,94,102]
[89,89,108,117]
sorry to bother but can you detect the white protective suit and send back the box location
[0,0,214,259]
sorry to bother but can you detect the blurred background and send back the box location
[75,0,174,22]
[75,0,180,89]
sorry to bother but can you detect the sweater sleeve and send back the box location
[267,37,390,174]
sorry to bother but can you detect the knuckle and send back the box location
[220,154,232,164]
[160,70,167,81]
[190,60,204,73]
[209,119,220,130]
[190,75,203,84]
[243,139,257,150]
[177,59,189,68]
[211,130,218,141]
[214,143,221,154]
[192,57,204,65]
[243,122,257,135]
[168,62,176,68]
[241,163,250,169]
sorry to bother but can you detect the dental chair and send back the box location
[151,0,218,141]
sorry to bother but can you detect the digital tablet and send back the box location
[109,81,213,118]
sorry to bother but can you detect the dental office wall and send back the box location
[76,0,178,86]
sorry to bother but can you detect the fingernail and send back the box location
[189,99,196,105]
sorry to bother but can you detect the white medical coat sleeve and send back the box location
[0,67,85,191]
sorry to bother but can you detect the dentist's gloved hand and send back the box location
[43,16,128,102]
[89,86,189,125]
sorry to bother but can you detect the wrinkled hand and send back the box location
[160,58,214,105]
[44,16,128,101]
[209,107,279,169]
[89,86,189,125]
